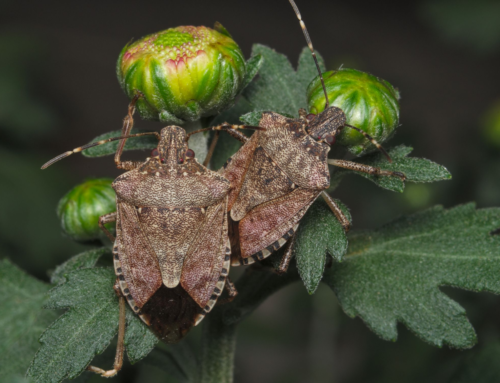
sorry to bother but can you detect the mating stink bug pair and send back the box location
[42,0,406,378]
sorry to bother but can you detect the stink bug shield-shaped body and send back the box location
[216,0,405,267]
[111,125,231,336]
[42,98,233,377]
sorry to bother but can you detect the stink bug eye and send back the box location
[185,149,195,159]
[151,148,159,158]
[306,114,316,121]
[325,135,336,145]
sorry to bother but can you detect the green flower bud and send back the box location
[307,68,400,155]
[57,178,116,242]
[117,24,246,124]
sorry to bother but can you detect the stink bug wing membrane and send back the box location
[116,199,162,309]
[181,196,229,311]
[238,188,319,259]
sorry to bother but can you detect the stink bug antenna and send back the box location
[344,124,392,162]
[41,132,161,169]
[288,0,329,109]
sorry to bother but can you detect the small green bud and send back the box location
[57,178,116,242]
[117,25,246,124]
[307,68,400,155]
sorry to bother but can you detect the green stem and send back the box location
[200,308,237,383]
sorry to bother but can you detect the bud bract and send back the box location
[117,25,246,124]
[57,178,116,242]
[307,68,400,155]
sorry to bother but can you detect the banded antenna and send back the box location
[288,0,329,109]
[41,132,160,169]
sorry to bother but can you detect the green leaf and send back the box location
[242,44,325,116]
[27,268,120,382]
[124,309,158,364]
[0,259,58,381]
[240,54,264,91]
[323,203,500,349]
[28,267,160,382]
[82,128,158,158]
[294,198,351,295]
[333,145,452,192]
[50,248,110,285]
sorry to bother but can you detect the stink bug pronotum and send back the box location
[204,0,406,271]
[41,96,261,377]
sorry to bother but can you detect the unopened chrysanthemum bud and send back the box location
[57,178,116,242]
[307,68,400,155]
[117,24,246,124]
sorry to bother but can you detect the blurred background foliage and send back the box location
[0,0,499,382]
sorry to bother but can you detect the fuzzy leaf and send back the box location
[82,128,158,158]
[0,259,58,381]
[124,309,158,364]
[294,199,351,295]
[27,268,120,382]
[324,203,500,349]
[28,267,160,382]
[241,54,264,91]
[334,145,452,192]
[50,248,110,285]
[242,44,325,117]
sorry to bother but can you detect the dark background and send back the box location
[1,0,500,382]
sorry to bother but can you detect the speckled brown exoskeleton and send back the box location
[203,0,406,272]
[41,96,244,377]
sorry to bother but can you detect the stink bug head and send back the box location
[306,106,346,145]
[157,126,189,165]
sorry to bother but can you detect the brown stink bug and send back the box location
[41,96,240,377]
[202,0,406,270]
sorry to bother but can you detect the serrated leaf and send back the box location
[0,259,58,381]
[323,203,500,349]
[124,309,158,364]
[242,44,325,117]
[334,145,452,192]
[82,128,158,158]
[27,268,120,382]
[241,54,264,91]
[294,199,351,295]
[28,267,161,382]
[50,248,110,285]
